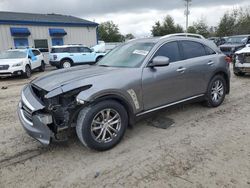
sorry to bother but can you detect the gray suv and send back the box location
[18,35,230,151]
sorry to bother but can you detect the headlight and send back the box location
[231,47,235,52]
[12,62,23,67]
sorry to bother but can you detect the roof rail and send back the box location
[160,33,205,39]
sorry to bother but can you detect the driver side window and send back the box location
[153,42,182,63]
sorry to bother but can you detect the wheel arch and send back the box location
[96,55,104,61]
[60,57,73,64]
[90,94,135,127]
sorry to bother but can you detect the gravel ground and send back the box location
[0,66,250,188]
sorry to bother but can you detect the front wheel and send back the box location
[96,56,103,62]
[39,61,46,72]
[23,65,31,78]
[204,75,226,107]
[76,100,128,151]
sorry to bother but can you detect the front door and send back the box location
[79,47,96,63]
[142,41,188,110]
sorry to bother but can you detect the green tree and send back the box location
[216,12,237,37]
[192,19,210,37]
[98,21,124,42]
[187,26,197,33]
[125,33,135,40]
[151,15,184,36]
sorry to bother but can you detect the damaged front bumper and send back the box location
[17,85,54,145]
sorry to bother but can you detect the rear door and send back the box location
[178,40,217,96]
[68,47,81,63]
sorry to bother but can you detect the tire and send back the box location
[96,56,103,62]
[23,65,31,78]
[76,100,128,151]
[61,59,72,69]
[234,71,245,76]
[39,61,46,72]
[204,75,226,107]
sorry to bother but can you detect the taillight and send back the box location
[53,55,57,60]
[225,56,232,64]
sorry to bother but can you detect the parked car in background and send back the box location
[49,44,106,69]
[233,44,250,76]
[0,48,45,78]
[18,34,230,151]
[208,37,227,46]
[219,35,250,57]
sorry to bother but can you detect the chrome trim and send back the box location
[21,90,35,111]
[136,94,204,116]
[20,108,33,126]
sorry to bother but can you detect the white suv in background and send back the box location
[49,44,106,69]
[0,48,45,78]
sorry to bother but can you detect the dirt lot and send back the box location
[0,66,250,188]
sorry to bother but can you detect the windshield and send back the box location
[0,51,27,59]
[97,42,155,68]
[226,36,248,44]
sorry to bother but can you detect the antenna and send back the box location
[184,0,192,31]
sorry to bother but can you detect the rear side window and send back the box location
[69,47,80,53]
[204,45,216,55]
[51,48,68,53]
[154,42,181,63]
[181,41,206,59]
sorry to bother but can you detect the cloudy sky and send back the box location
[0,0,249,37]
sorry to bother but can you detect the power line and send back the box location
[184,0,192,31]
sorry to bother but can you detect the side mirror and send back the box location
[28,55,31,59]
[149,56,170,67]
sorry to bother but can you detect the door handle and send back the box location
[207,61,214,66]
[176,67,186,73]
[69,54,74,56]
[82,54,86,55]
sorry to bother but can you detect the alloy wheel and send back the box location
[211,80,224,103]
[91,108,121,143]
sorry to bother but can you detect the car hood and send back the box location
[32,65,119,92]
[235,46,250,54]
[0,58,24,65]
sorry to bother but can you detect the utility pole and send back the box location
[184,0,192,31]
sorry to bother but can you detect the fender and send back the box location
[76,87,142,114]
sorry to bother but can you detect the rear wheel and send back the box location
[23,65,31,78]
[204,75,226,107]
[76,100,128,151]
[61,60,72,68]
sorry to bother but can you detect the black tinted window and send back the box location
[204,45,216,55]
[154,42,181,63]
[79,47,92,53]
[69,47,80,53]
[51,48,68,53]
[181,41,206,59]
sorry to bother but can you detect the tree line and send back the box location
[98,7,250,42]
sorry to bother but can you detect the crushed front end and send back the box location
[17,84,80,145]
[234,53,250,74]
